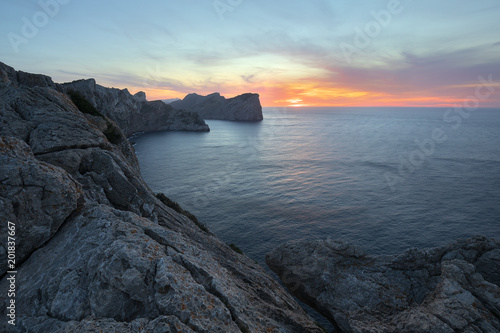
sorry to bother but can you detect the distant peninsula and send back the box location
[170,92,264,121]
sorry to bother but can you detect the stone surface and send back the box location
[61,79,209,136]
[0,137,82,276]
[266,237,500,332]
[0,81,109,154]
[170,92,263,121]
[0,62,321,332]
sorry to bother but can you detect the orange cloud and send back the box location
[129,75,499,108]
[254,80,499,108]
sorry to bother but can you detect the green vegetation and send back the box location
[102,122,122,145]
[67,90,123,144]
[67,90,102,117]
[179,112,206,126]
[229,243,244,255]
[155,193,210,233]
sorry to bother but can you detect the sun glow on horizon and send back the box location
[134,85,499,108]
[126,69,500,109]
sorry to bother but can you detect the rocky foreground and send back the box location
[267,237,500,332]
[0,62,322,332]
[170,92,263,121]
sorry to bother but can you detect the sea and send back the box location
[132,107,500,263]
[132,106,499,330]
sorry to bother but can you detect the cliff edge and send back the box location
[0,62,320,332]
[170,92,264,121]
[61,79,209,136]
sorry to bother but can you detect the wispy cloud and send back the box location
[241,74,255,83]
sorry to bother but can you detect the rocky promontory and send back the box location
[170,92,263,121]
[267,236,500,332]
[0,62,322,332]
[61,79,209,136]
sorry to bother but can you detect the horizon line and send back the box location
[260,105,500,109]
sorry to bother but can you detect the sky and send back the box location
[1,0,499,107]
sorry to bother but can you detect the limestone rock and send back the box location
[0,80,109,153]
[171,92,264,121]
[0,137,82,276]
[134,90,147,101]
[61,79,209,136]
[137,100,209,132]
[16,70,55,88]
[19,316,196,333]
[5,205,240,332]
[266,237,500,332]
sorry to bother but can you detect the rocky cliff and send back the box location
[61,79,209,136]
[170,92,263,121]
[267,237,500,332]
[0,62,321,332]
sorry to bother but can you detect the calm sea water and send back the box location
[132,107,500,265]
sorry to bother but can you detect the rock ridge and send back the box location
[1,62,210,137]
[170,92,263,121]
[61,79,210,136]
[267,236,500,332]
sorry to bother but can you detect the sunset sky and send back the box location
[1,0,499,107]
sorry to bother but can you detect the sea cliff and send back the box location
[61,79,209,136]
[0,62,321,332]
[170,92,263,121]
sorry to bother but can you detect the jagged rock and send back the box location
[20,315,196,333]
[0,62,321,332]
[136,100,209,132]
[266,237,500,332]
[16,70,55,88]
[134,91,147,101]
[171,92,263,121]
[61,79,209,136]
[0,77,109,153]
[0,137,82,276]
[8,204,240,332]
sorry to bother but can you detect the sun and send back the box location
[286,98,309,107]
